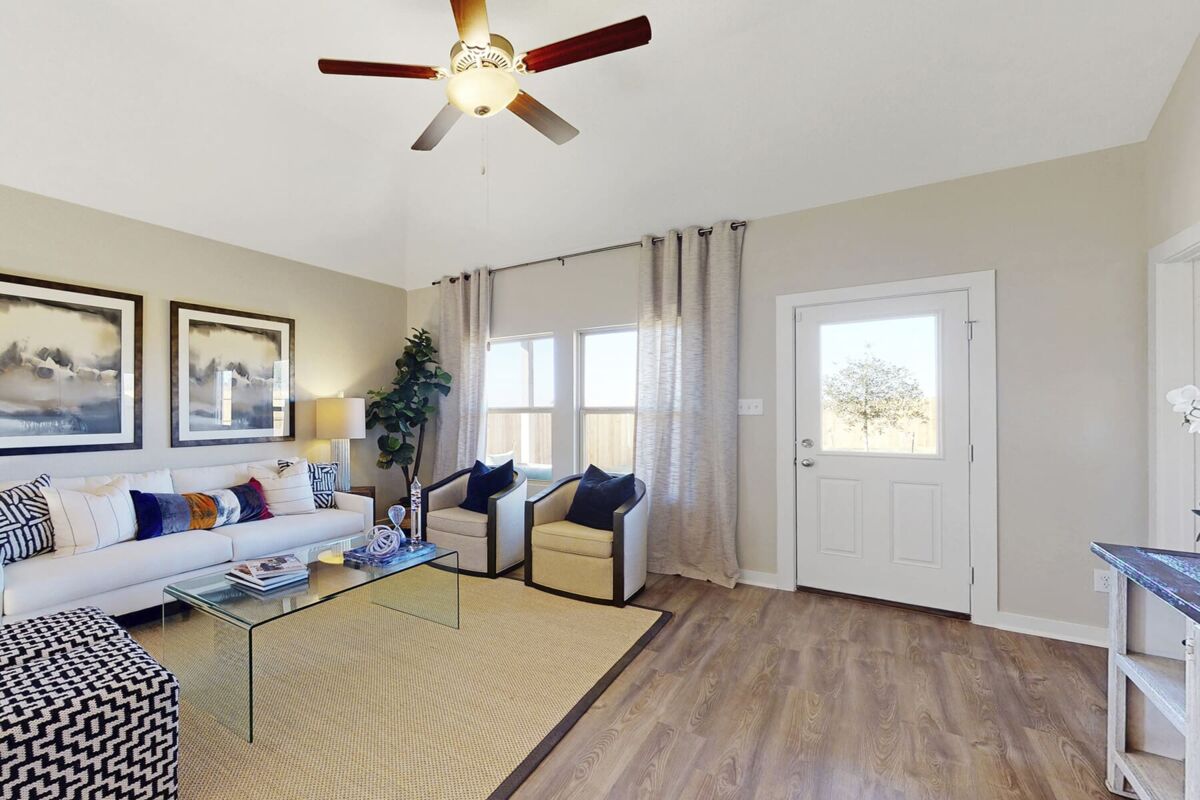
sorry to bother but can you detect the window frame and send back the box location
[484,334,555,475]
[576,325,638,474]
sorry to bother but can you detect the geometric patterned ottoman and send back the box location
[1,607,179,800]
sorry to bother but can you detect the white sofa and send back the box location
[0,459,374,624]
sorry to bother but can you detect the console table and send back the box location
[1093,542,1200,800]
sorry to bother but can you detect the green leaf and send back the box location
[367,326,451,467]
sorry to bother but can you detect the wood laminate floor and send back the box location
[512,573,1114,800]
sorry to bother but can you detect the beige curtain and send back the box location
[634,222,744,587]
[433,268,491,479]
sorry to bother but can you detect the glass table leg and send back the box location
[162,592,256,741]
[370,550,460,629]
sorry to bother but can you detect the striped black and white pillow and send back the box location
[278,460,338,509]
[0,474,53,565]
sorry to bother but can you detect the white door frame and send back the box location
[775,270,999,622]
[1149,220,1200,554]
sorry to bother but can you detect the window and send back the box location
[485,337,553,481]
[820,314,939,455]
[579,328,637,473]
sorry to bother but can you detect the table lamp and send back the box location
[316,397,366,491]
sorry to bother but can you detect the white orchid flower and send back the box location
[1167,385,1200,405]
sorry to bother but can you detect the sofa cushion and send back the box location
[279,460,338,509]
[531,520,613,559]
[0,475,53,566]
[216,509,364,560]
[249,460,316,516]
[2,531,233,617]
[170,460,280,494]
[1,469,173,495]
[130,482,268,540]
[427,506,488,538]
[43,478,138,558]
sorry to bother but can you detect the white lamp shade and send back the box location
[445,68,519,117]
[315,397,366,440]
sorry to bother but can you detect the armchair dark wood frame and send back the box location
[421,467,528,578]
[524,473,648,608]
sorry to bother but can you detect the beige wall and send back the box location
[437,145,1147,629]
[0,185,410,507]
[740,145,1146,628]
[1146,36,1200,247]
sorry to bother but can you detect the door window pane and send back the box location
[820,315,939,455]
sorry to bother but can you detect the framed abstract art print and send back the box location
[0,272,142,455]
[170,301,295,447]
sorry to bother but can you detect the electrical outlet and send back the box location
[1094,569,1112,593]
[738,398,763,416]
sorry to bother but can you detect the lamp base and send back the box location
[330,438,351,492]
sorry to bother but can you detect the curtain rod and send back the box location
[431,220,747,285]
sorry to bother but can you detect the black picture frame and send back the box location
[0,271,142,453]
[170,300,295,447]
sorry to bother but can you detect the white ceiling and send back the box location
[1,2,1197,289]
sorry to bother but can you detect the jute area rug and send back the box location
[131,574,668,800]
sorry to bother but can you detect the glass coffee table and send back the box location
[162,535,458,741]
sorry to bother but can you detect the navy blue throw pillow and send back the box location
[565,465,635,531]
[459,460,513,514]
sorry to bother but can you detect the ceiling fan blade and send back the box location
[509,92,579,145]
[318,59,440,80]
[450,0,491,48]
[412,104,462,151]
[520,16,651,73]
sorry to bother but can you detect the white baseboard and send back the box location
[733,572,1107,647]
[737,570,780,589]
[975,611,1108,648]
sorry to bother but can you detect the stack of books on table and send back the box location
[226,555,309,594]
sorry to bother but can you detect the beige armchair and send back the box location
[524,474,648,607]
[422,467,527,577]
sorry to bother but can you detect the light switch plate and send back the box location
[1093,568,1112,593]
[738,399,763,416]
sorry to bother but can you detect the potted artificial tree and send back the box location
[365,328,452,511]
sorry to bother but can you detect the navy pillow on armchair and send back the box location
[566,465,636,531]
[459,460,514,514]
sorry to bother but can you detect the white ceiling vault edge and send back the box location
[0,1,1197,289]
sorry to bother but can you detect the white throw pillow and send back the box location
[43,477,137,558]
[248,460,316,516]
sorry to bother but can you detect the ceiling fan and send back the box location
[318,1,651,151]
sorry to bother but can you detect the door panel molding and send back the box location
[775,270,998,624]
[817,477,863,558]
[890,481,943,568]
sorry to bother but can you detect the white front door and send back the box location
[794,290,971,613]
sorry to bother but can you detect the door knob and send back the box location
[800,458,815,468]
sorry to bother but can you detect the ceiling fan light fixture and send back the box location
[446,67,519,117]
